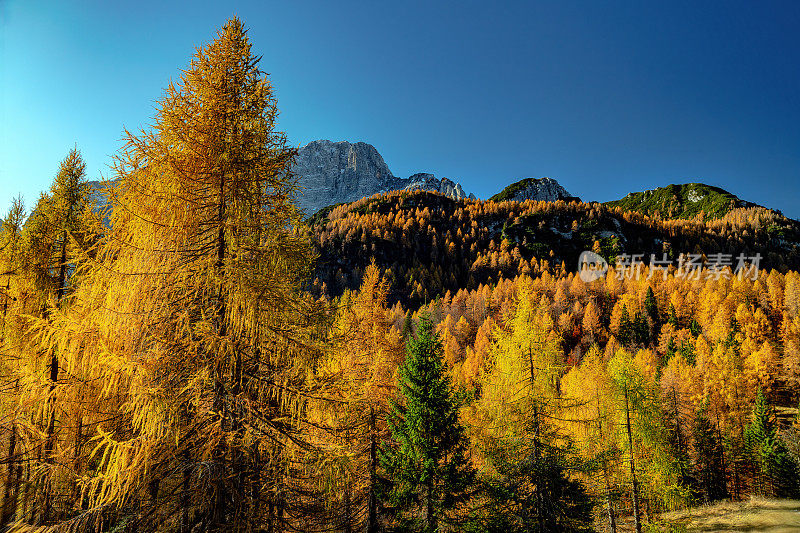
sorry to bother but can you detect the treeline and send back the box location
[1,16,799,533]
[307,187,800,308]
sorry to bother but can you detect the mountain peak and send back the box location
[489,177,577,203]
[293,140,475,213]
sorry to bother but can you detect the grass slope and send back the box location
[604,183,756,221]
[613,497,800,532]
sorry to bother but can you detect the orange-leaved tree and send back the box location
[9,18,323,533]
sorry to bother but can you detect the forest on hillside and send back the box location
[0,18,799,533]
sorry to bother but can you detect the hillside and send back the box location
[604,183,760,221]
[307,190,800,307]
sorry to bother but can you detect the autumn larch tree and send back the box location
[477,278,593,532]
[11,18,323,532]
[307,264,405,532]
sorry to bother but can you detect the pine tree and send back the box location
[477,279,594,532]
[3,148,96,524]
[619,305,633,346]
[475,438,594,533]
[644,286,658,324]
[693,402,728,503]
[562,345,621,533]
[744,389,799,498]
[380,314,475,532]
[307,264,405,532]
[402,308,414,339]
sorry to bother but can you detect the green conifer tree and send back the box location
[380,314,475,532]
[619,305,633,346]
[744,389,799,498]
[644,286,658,324]
[693,402,728,503]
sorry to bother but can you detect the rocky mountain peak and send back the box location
[293,140,475,214]
[403,173,475,201]
[489,177,577,203]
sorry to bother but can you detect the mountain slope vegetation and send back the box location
[604,183,760,221]
[307,190,800,307]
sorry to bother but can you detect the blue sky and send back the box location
[1,1,798,217]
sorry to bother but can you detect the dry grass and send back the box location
[609,497,800,532]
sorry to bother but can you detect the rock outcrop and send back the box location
[489,177,578,203]
[293,140,474,214]
[403,173,475,201]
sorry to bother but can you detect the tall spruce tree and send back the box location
[380,314,474,532]
[693,402,728,503]
[744,389,799,498]
[644,287,658,325]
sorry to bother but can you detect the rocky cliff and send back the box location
[489,177,578,203]
[402,173,475,201]
[292,140,475,214]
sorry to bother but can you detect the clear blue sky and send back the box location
[2,1,798,217]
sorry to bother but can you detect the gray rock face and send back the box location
[490,177,577,203]
[403,173,476,201]
[293,140,474,214]
[292,140,397,214]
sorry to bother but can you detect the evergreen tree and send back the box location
[619,305,633,346]
[632,312,649,347]
[644,286,658,324]
[380,314,475,532]
[475,438,594,533]
[667,304,679,328]
[693,402,728,503]
[744,389,799,498]
[402,309,414,339]
[478,280,594,532]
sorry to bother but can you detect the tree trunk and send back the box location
[1,422,18,524]
[41,231,70,523]
[1,265,11,343]
[605,490,617,533]
[422,479,435,532]
[181,447,190,533]
[367,407,379,533]
[210,166,229,527]
[624,387,642,533]
[596,396,617,533]
[343,487,352,533]
[528,348,544,532]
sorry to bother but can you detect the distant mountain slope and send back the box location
[489,177,578,203]
[293,140,474,214]
[306,189,800,307]
[603,183,759,221]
